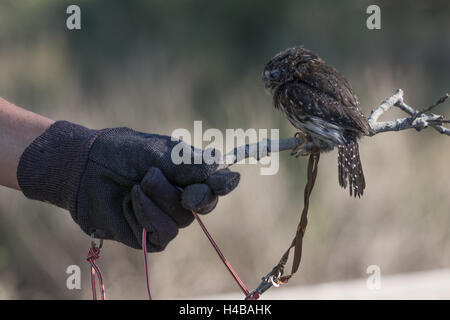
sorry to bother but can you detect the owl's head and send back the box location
[263,46,320,94]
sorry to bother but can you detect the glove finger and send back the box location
[164,142,220,186]
[182,184,218,215]
[131,184,179,252]
[140,167,194,228]
[205,168,240,196]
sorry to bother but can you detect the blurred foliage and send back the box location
[0,0,449,299]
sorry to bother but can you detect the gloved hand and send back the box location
[17,121,240,251]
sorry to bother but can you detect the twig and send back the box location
[368,89,450,135]
[412,93,449,120]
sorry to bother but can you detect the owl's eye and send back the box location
[270,69,281,79]
[265,69,280,81]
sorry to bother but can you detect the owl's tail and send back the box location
[338,140,366,198]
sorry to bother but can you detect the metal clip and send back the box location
[245,270,282,300]
[90,233,103,250]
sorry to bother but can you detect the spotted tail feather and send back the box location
[338,140,365,197]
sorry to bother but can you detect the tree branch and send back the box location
[368,89,450,135]
[220,89,450,167]
[218,135,304,169]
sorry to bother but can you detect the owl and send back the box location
[263,47,372,197]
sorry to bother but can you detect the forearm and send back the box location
[0,97,54,190]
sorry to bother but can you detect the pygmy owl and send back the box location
[263,47,372,197]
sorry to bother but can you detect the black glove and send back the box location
[17,121,240,251]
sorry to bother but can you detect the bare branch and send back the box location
[368,89,450,136]
[220,89,450,167]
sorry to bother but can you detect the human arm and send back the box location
[0,97,54,190]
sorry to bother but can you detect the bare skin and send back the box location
[0,97,54,190]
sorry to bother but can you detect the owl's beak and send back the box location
[264,81,272,96]
[263,69,281,95]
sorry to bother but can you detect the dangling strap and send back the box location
[142,228,152,300]
[86,237,105,300]
[272,151,320,284]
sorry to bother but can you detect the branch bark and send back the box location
[220,89,449,167]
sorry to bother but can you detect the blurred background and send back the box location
[0,0,449,299]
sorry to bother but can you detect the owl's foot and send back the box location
[294,131,307,141]
[291,132,310,157]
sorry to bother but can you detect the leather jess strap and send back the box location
[271,150,320,284]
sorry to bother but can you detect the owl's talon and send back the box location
[290,132,309,157]
[294,131,307,143]
[290,143,308,157]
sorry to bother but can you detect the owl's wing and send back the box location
[293,61,372,135]
[278,81,370,135]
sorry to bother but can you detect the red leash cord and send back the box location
[86,239,105,300]
[142,212,253,300]
[88,231,152,300]
[142,229,152,300]
[191,211,256,299]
